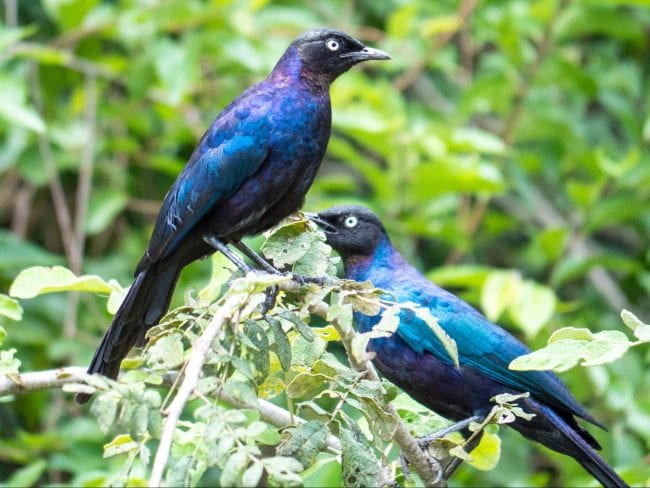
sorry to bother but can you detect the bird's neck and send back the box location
[269,46,332,94]
[344,237,405,283]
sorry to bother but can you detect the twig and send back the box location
[29,64,80,269]
[308,300,444,487]
[0,366,87,394]
[3,0,17,27]
[149,291,249,487]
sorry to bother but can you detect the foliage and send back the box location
[1,0,649,486]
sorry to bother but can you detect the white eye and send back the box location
[326,39,340,51]
[344,215,358,228]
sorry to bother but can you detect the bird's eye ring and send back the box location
[326,39,340,51]
[343,215,358,228]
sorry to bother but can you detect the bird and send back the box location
[310,205,626,487]
[76,29,390,404]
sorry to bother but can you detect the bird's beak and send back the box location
[305,212,339,234]
[341,46,391,62]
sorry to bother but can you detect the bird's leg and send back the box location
[228,240,281,316]
[231,240,281,274]
[231,240,327,287]
[400,415,482,479]
[203,236,252,273]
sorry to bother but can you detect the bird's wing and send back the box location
[394,284,599,425]
[145,98,272,263]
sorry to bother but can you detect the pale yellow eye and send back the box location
[326,39,340,51]
[344,216,358,228]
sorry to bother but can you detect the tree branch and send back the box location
[308,300,444,487]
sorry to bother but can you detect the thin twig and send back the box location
[0,366,87,394]
[29,64,80,268]
[149,291,249,487]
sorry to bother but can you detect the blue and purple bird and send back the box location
[76,30,389,404]
[311,205,626,487]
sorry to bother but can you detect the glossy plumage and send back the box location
[77,30,389,404]
[313,205,626,487]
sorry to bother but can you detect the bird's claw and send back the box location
[260,285,279,317]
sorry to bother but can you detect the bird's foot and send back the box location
[260,285,280,318]
[399,415,482,480]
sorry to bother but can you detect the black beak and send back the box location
[341,46,391,62]
[306,212,339,234]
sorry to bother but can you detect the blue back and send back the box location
[346,237,599,426]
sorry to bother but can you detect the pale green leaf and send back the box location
[509,281,556,339]
[0,294,22,321]
[10,266,116,298]
[481,270,522,322]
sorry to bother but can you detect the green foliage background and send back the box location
[0,0,649,486]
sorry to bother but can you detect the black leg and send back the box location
[400,414,482,480]
[231,240,281,274]
[203,236,252,273]
[442,430,484,479]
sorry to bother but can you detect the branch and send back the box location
[308,300,444,487]
[0,366,87,395]
[149,291,248,486]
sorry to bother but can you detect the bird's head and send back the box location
[287,28,390,84]
[308,205,388,258]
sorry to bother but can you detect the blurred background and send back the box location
[0,0,648,486]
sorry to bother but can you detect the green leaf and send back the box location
[262,219,316,268]
[147,333,184,369]
[267,318,292,371]
[103,434,138,458]
[277,420,328,468]
[508,281,556,339]
[0,294,22,321]
[351,305,399,364]
[261,456,304,486]
[241,461,263,488]
[243,320,270,384]
[281,311,315,341]
[634,325,650,342]
[286,373,329,398]
[620,309,647,331]
[340,428,386,487]
[220,449,249,487]
[167,455,192,487]
[90,393,119,434]
[481,270,522,322]
[0,83,45,133]
[9,266,117,298]
[5,459,47,487]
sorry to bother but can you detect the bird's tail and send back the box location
[536,406,628,488]
[75,259,181,404]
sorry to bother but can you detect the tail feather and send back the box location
[518,404,628,487]
[75,260,181,404]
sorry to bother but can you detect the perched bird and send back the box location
[76,30,389,404]
[311,205,626,487]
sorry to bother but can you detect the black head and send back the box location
[289,28,390,83]
[309,205,388,258]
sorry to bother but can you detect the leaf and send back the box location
[243,320,269,384]
[286,373,329,398]
[261,456,304,486]
[147,333,184,369]
[167,455,192,487]
[351,305,399,364]
[277,420,328,468]
[280,311,315,341]
[0,85,45,133]
[508,281,556,339]
[241,461,263,487]
[481,270,522,322]
[0,294,22,321]
[90,394,119,434]
[9,266,117,298]
[634,325,650,342]
[103,434,139,458]
[340,428,386,487]
[5,459,47,487]
[620,309,647,331]
[262,220,316,268]
[258,377,285,399]
[220,449,249,487]
[267,318,291,371]
[466,431,501,471]
[410,304,459,368]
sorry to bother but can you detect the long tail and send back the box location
[516,403,627,487]
[75,259,182,404]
